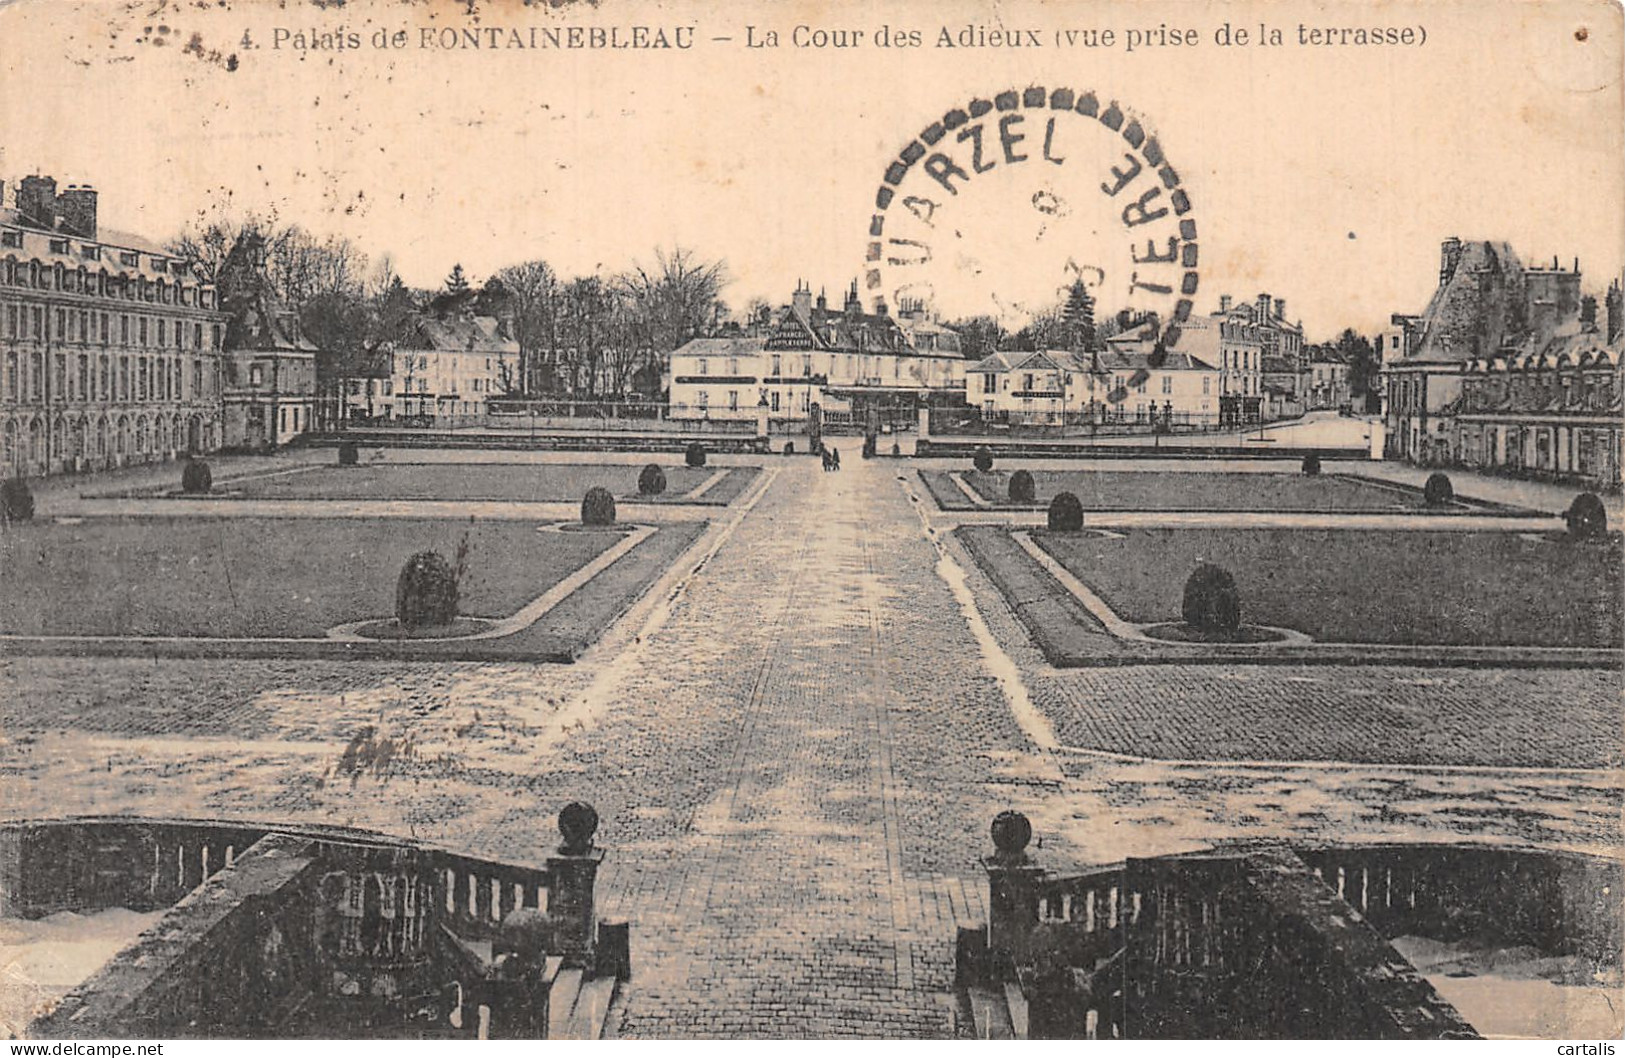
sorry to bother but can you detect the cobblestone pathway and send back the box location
[1,453,1619,1039]
[593,459,1029,1037]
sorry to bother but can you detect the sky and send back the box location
[0,0,1621,339]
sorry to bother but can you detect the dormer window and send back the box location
[49,238,69,255]
[120,251,139,267]
[0,232,21,249]
[81,245,100,261]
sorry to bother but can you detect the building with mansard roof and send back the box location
[965,322,1220,427]
[0,176,228,478]
[668,280,970,429]
[1381,237,1595,470]
[386,309,519,422]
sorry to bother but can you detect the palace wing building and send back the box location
[1384,238,1622,488]
[1,176,228,477]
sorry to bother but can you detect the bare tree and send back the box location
[613,246,729,399]
[169,208,281,284]
[493,259,562,396]
[616,246,729,352]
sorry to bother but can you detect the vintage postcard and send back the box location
[0,0,1621,1043]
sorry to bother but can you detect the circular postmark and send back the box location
[864,87,1197,355]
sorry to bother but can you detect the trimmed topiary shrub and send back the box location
[1565,492,1608,540]
[1182,563,1241,636]
[181,460,212,495]
[1047,491,1084,531]
[1,478,34,523]
[638,464,667,496]
[396,551,459,629]
[783,441,795,456]
[890,442,900,457]
[1301,453,1321,476]
[338,441,359,466]
[582,486,617,526]
[1009,469,1036,504]
[973,446,993,473]
[862,436,877,459]
[685,442,707,468]
[1422,472,1454,507]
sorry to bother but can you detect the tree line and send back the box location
[170,215,730,400]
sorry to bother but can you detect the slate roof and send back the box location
[404,314,520,355]
[673,336,769,358]
[970,345,1216,375]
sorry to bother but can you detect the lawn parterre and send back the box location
[1029,527,1622,648]
[0,515,707,659]
[111,462,760,506]
[920,468,1531,514]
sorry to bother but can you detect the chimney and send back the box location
[1606,279,1622,344]
[1439,236,1463,285]
[816,287,827,312]
[1274,298,1286,320]
[874,298,889,316]
[56,185,98,239]
[1256,293,1271,323]
[844,278,861,317]
[17,175,57,229]
[790,279,812,317]
[1219,295,1232,313]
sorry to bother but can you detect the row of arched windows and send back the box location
[2,411,214,474]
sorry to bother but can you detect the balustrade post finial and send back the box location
[547,802,604,969]
[557,801,598,856]
[983,810,1046,968]
[990,809,1033,865]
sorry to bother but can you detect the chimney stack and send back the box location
[1256,293,1271,323]
[1439,236,1463,285]
[816,287,827,312]
[17,175,57,230]
[1274,298,1286,320]
[1606,279,1622,344]
[56,185,98,239]
[844,278,861,317]
[873,298,889,317]
[791,279,812,318]
[1219,295,1232,313]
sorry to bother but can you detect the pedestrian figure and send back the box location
[820,448,833,472]
[831,447,841,471]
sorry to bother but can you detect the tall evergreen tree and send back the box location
[1060,278,1098,352]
